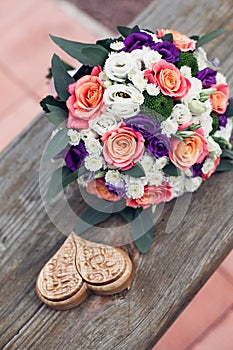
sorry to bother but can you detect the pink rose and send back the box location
[126,183,172,209]
[210,84,229,114]
[169,128,208,171]
[91,65,102,76]
[86,178,121,202]
[102,125,145,170]
[144,60,191,99]
[66,75,104,129]
[156,29,196,52]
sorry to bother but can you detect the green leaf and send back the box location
[50,35,108,66]
[43,128,69,161]
[123,163,145,178]
[96,38,118,51]
[161,33,173,42]
[226,98,233,117]
[221,149,233,160]
[212,136,230,149]
[45,109,68,126]
[196,28,226,48]
[40,95,67,113]
[119,206,142,223]
[81,46,109,66]
[163,162,180,176]
[46,166,71,202]
[190,35,199,41]
[51,54,75,101]
[216,158,233,172]
[74,206,112,235]
[210,113,219,135]
[117,25,140,37]
[131,209,154,254]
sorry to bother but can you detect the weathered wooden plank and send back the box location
[0,1,233,349]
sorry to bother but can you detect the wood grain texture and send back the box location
[1,1,233,349]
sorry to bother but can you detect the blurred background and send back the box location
[0,0,232,349]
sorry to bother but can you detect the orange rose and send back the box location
[86,178,121,201]
[210,84,229,114]
[66,75,104,129]
[169,128,208,171]
[156,29,196,52]
[102,125,145,171]
[126,183,172,209]
[144,60,191,99]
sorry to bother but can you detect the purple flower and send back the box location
[151,40,179,63]
[217,113,227,129]
[197,67,217,88]
[146,134,170,158]
[122,31,154,52]
[105,180,126,197]
[64,141,88,171]
[191,163,203,177]
[126,114,160,139]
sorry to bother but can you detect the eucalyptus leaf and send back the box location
[45,109,68,126]
[131,209,154,254]
[117,25,140,37]
[74,206,112,235]
[226,98,233,117]
[51,54,75,101]
[161,33,173,42]
[216,158,233,172]
[46,166,71,202]
[163,162,180,176]
[40,95,67,113]
[196,28,226,48]
[81,46,109,66]
[43,128,69,161]
[119,206,142,223]
[50,35,108,66]
[123,163,145,178]
[73,65,93,80]
[221,149,233,160]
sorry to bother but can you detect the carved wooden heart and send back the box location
[36,233,134,310]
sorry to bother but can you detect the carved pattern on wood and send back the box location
[36,233,134,310]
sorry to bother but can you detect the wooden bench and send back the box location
[1,1,233,349]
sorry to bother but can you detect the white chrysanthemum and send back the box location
[182,77,202,104]
[193,47,209,70]
[184,176,203,192]
[147,170,163,186]
[161,117,178,136]
[207,136,222,159]
[110,41,125,51]
[154,156,168,170]
[180,66,192,79]
[170,104,192,124]
[169,176,185,199]
[67,129,81,146]
[140,154,154,172]
[104,52,137,82]
[89,113,120,135]
[104,84,142,118]
[216,72,227,85]
[84,156,102,171]
[126,182,144,199]
[202,158,215,174]
[130,72,147,91]
[105,170,121,184]
[85,138,102,154]
[214,117,233,143]
[146,84,160,96]
[143,50,162,68]
[81,129,98,141]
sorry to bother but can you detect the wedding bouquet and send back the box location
[41,25,233,253]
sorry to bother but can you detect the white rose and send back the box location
[103,84,142,118]
[184,176,203,192]
[193,47,209,70]
[80,128,98,140]
[104,52,136,82]
[192,113,213,137]
[182,77,202,105]
[207,136,222,159]
[180,66,192,79]
[216,72,227,85]
[170,104,192,124]
[89,112,120,135]
[143,50,162,68]
[130,72,147,91]
[161,117,178,136]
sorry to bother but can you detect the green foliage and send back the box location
[142,92,174,120]
[176,52,198,77]
[43,128,69,161]
[210,113,219,135]
[123,163,145,178]
[221,149,233,160]
[226,98,233,117]
[117,25,140,38]
[163,162,180,176]
[213,136,231,149]
[216,158,233,172]
[130,208,154,254]
[160,33,173,42]
[51,54,75,101]
[46,60,75,79]
[196,28,226,48]
[40,95,67,113]
[50,35,109,67]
